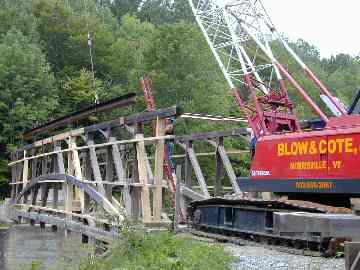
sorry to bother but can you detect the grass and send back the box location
[26,227,234,270]
[75,229,234,270]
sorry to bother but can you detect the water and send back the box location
[0,225,88,270]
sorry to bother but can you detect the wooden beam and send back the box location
[214,144,223,197]
[105,144,114,201]
[175,128,248,142]
[180,185,207,201]
[23,129,84,151]
[184,142,192,187]
[85,106,180,133]
[136,134,152,223]
[131,143,140,220]
[69,138,84,211]
[109,137,131,215]
[10,134,176,167]
[22,150,29,204]
[153,118,165,222]
[211,141,242,195]
[40,146,49,207]
[87,138,106,196]
[186,146,210,198]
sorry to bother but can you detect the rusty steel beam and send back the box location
[23,93,137,140]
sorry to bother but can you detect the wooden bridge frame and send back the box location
[8,106,251,241]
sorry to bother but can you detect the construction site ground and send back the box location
[227,244,344,270]
[186,233,344,270]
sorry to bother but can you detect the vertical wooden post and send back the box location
[175,164,182,230]
[69,137,84,212]
[82,152,92,212]
[30,148,38,206]
[22,150,29,203]
[40,145,49,207]
[131,143,141,220]
[136,134,152,223]
[65,137,74,215]
[184,142,192,188]
[153,118,165,222]
[214,147,223,197]
[54,142,65,209]
[105,144,114,201]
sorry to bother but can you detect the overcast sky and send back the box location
[260,0,360,58]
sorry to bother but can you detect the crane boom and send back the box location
[189,0,347,137]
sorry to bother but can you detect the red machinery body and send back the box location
[242,114,360,194]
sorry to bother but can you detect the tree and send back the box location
[0,29,58,149]
[0,29,58,196]
[61,69,104,111]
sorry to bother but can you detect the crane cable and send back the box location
[83,0,98,104]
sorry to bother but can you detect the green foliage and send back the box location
[61,69,103,110]
[76,230,234,270]
[0,28,58,150]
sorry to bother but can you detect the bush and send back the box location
[73,230,234,270]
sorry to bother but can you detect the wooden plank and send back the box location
[131,144,141,220]
[10,134,175,167]
[105,144,114,201]
[110,137,131,215]
[214,148,223,197]
[87,138,106,195]
[153,118,165,222]
[40,146,49,207]
[65,139,74,214]
[136,134,152,223]
[216,144,242,195]
[23,129,84,151]
[180,185,207,201]
[69,138,84,211]
[28,148,38,204]
[175,165,183,228]
[53,143,65,209]
[82,152,92,212]
[175,128,248,142]
[22,150,29,203]
[145,151,154,185]
[186,146,210,198]
[184,142,192,187]
[85,106,180,133]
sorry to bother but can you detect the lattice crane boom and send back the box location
[189,0,347,137]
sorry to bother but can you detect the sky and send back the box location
[260,0,360,58]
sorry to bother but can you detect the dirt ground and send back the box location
[226,244,344,270]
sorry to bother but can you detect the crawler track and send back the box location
[190,229,324,257]
[189,198,352,257]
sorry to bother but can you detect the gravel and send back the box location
[226,244,345,270]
